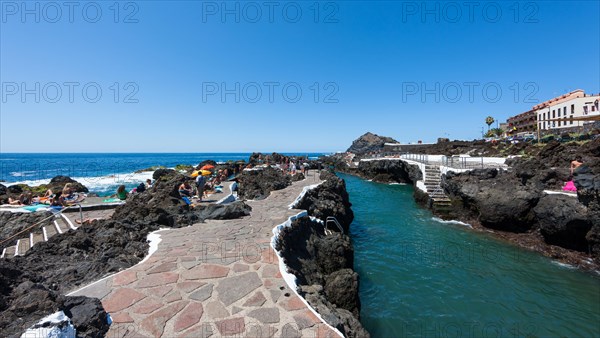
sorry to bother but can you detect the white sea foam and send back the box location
[389,182,406,185]
[7,171,154,195]
[432,217,472,228]
[551,261,576,269]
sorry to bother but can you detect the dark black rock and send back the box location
[294,171,354,232]
[357,159,422,184]
[7,185,23,194]
[324,269,360,317]
[0,211,54,248]
[275,217,367,337]
[534,194,592,251]
[195,201,252,221]
[48,176,89,193]
[151,168,174,180]
[443,169,541,232]
[574,165,600,210]
[61,296,109,338]
[237,167,291,200]
[346,132,398,155]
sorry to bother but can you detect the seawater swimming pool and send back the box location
[340,173,600,338]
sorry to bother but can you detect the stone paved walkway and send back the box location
[70,171,338,338]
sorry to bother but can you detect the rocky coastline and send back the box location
[327,133,600,272]
[0,170,252,337]
[0,155,369,337]
[275,170,369,337]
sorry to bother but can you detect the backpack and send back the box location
[137,183,146,193]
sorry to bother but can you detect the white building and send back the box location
[535,89,600,131]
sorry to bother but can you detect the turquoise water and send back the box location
[340,173,600,338]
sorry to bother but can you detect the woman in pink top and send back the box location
[563,179,577,192]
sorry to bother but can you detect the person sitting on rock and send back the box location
[570,156,583,175]
[178,182,193,197]
[116,185,128,200]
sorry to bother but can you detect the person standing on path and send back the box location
[195,174,206,201]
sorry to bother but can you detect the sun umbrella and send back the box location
[201,164,215,170]
[191,170,200,178]
[200,170,212,176]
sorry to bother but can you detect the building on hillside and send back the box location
[507,109,537,134]
[535,89,600,131]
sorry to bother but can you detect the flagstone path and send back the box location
[70,171,339,338]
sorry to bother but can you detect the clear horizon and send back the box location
[1,1,599,152]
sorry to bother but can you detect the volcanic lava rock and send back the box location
[275,217,367,338]
[195,201,251,221]
[293,170,354,232]
[152,168,176,180]
[443,169,541,232]
[48,176,89,193]
[346,132,398,155]
[61,296,109,338]
[534,194,592,251]
[237,166,291,200]
[357,159,422,184]
[0,211,54,247]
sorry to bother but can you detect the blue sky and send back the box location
[1,1,599,152]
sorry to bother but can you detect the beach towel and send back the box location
[22,204,50,212]
[103,198,122,203]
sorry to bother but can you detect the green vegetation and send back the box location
[134,165,165,173]
[175,164,193,171]
[485,128,503,137]
[485,116,495,131]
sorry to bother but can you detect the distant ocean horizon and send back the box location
[0,152,328,196]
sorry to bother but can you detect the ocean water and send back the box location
[340,173,600,338]
[0,153,324,196]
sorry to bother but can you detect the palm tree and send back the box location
[485,116,495,131]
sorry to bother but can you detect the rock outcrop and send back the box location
[276,172,369,337]
[113,170,251,227]
[0,257,110,337]
[443,169,541,232]
[533,194,592,251]
[238,166,291,200]
[0,211,54,248]
[294,170,354,232]
[356,159,422,184]
[346,132,398,155]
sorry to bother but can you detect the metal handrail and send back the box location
[325,216,344,235]
[0,203,82,248]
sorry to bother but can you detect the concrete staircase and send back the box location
[424,165,453,216]
[1,214,76,259]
